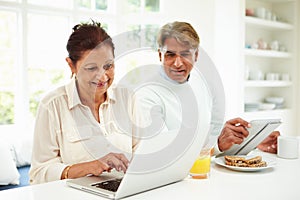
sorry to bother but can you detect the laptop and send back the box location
[66,126,209,199]
[217,118,282,156]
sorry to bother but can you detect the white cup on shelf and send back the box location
[270,40,279,51]
[266,11,272,20]
[266,73,276,81]
[255,7,266,19]
[281,73,290,81]
[249,70,264,80]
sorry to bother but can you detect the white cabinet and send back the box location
[242,0,298,135]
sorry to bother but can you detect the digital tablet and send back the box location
[219,118,282,156]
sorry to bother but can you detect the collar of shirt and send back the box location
[159,65,190,84]
[65,77,116,110]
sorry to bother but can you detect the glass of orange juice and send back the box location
[189,148,211,179]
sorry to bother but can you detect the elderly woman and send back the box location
[29,21,138,184]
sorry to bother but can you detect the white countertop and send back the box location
[1,152,299,200]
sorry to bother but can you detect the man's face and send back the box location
[159,38,198,83]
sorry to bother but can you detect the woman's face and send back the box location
[72,45,114,99]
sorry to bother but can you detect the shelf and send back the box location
[244,81,292,87]
[252,0,295,3]
[243,0,297,135]
[244,108,291,115]
[245,16,294,31]
[244,48,291,58]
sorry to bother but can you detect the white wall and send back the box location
[162,0,216,58]
[295,2,300,131]
[213,0,244,119]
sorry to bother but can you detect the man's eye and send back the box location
[165,52,176,57]
[103,63,114,70]
[180,52,192,57]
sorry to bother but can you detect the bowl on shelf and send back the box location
[259,103,276,110]
[244,102,260,112]
[265,96,284,104]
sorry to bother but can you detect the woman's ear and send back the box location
[66,57,76,76]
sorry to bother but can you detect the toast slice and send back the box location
[224,155,246,164]
[245,156,262,165]
[224,155,267,168]
[248,161,267,168]
[225,160,248,167]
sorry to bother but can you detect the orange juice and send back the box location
[190,149,211,179]
[190,156,211,174]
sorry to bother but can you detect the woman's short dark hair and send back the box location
[66,20,115,64]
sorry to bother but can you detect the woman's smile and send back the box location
[96,81,108,87]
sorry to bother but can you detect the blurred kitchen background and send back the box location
[0,0,299,141]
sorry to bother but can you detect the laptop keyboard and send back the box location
[91,178,123,192]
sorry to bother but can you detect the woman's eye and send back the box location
[85,66,98,71]
[103,63,114,70]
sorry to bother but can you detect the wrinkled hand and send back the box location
[257,131,280,154]
[98,152,130,173]
[218,118,251,152]
[61,153,130,179]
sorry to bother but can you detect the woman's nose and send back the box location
[96,68,106,78]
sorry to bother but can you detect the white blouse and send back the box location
[29,78,138,184]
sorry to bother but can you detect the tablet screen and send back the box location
[220,119,281,156]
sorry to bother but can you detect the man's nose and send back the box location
[173,55,183,68]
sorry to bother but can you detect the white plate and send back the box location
[215,155,276,172]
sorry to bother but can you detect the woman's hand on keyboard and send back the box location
[98,153,130,173]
